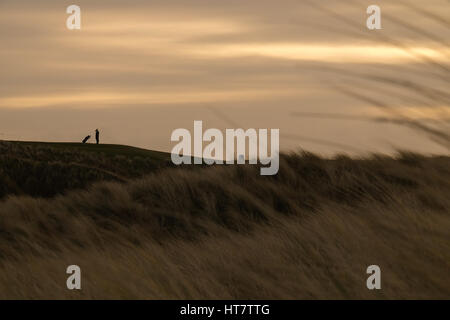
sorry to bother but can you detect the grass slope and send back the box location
[0,140,172,199]
[0,142,449,299]
[11,140,171,159]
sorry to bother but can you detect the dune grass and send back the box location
[0,141,172,199]
[0,145,448,299]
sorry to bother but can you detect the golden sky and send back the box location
[0,0,449,155]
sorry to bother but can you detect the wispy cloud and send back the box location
[0,0,448,154]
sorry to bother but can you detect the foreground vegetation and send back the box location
[0,141,449,299]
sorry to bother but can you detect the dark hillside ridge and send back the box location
[0,140,173,198]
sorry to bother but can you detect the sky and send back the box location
[1,0,449,156]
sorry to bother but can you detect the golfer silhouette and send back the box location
[95,129,100,144]
[82,135,91,144]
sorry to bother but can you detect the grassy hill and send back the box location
[12,141,171,159]
[0,140,172,199]
[0,141,449,299]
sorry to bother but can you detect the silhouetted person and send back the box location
[82,135,91,144]
[95,129,100,144]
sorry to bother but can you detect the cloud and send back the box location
[0,0,448,154]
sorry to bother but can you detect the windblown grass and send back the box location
[0,150,449,299]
